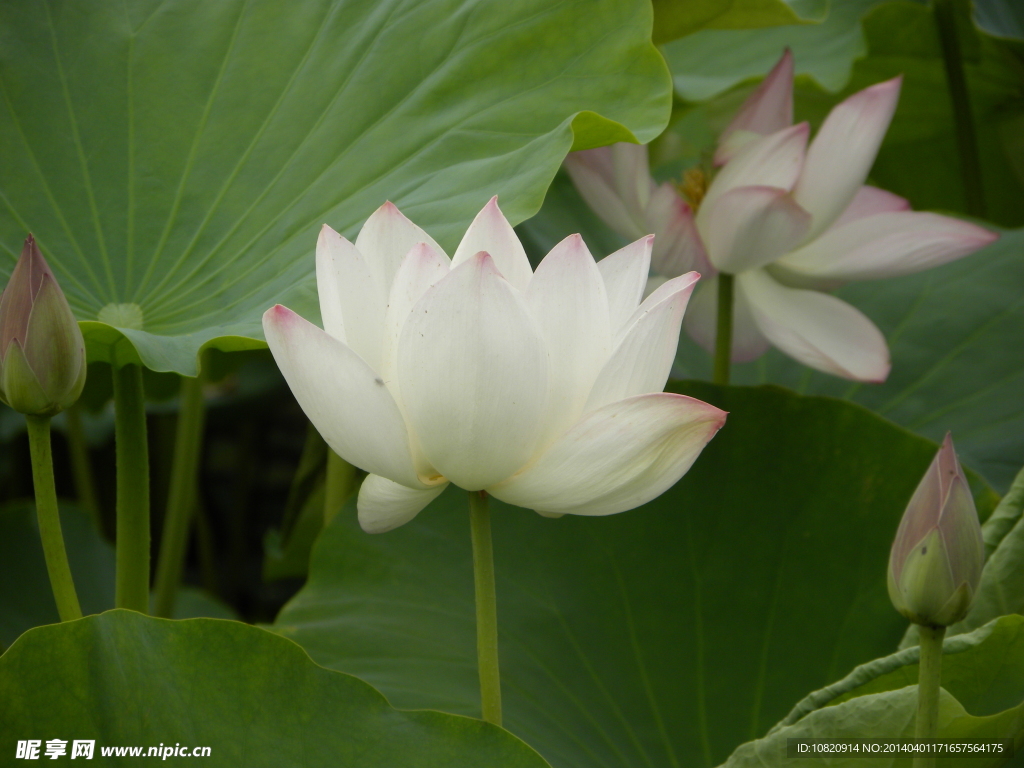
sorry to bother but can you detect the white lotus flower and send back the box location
[263,198,726,533]
[565,50,998,382]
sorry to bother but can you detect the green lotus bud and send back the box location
[0,235,86,416]
[887,434,984,627]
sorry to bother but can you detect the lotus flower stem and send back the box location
[113,363,151,613]
[324,450,356,525]
[153,372,207,618]
[469,490,502,725]
[64,403,102,530]
[713,272,734,385]
[25,415,82,622]
[933,0,985,219]
[914,624,945,768]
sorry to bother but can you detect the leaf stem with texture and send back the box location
[26,415,82,621]
[113,364,151,613]
[470,490,502,725]
[914,624,946,768]
[713,273,734,385]
[153,373,206,618]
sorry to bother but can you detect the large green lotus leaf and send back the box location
[0,611,550,768]
[0,0,670,375]
[831,616,1024,715]
[517,166,1024,492]
[730,617,1024,768]
[272,383,997,768]
[725,687,1023,768]
[652,0,827,45]
[662,0,883,100]
[0,501,233,649]
[773,616,1024,729]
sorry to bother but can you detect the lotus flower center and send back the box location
[679,167,708,211]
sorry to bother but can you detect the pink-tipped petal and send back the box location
[831,185,910,228]
[683,275,771,362]
[699,186,812,273]
[315,225,387,370]
[262,304,432,489]
[646,182,713,276]
[716,49,795,165]
[793,76,903,238]
[585,272,700,412]
[488,392,726,516]
[597,236,653,334]
[738,269,891,382]
[700,122,809,213]
[565,147,648,239]
[776,211,998,281]
[357,474,449,533]
[451,197,534,291]
[525,234,611,438]
[397,253,549,490]
[354,201,446,293]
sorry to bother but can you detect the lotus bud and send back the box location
[887,434,984,627]
[0,235,86,416]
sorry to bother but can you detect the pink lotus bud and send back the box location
[0,235,86,416]
[887,434,984,627]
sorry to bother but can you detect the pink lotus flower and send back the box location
[565,51,998,382]
[264,198,725,533]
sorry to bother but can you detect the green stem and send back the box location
[64,403,102,530]
[914,624,946,768]
[26,415,82,622]
[469,491,502,725]
[933,0,986,218]
[113,364,150,613]
[152,373,206,618]
[324,450,356,524]
[713,273,734,385]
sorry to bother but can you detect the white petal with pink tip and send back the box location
[451,197,534,291]
[793,77,902,238]
[489,393,726,516]
[596,236,653,334]
[586,272,699,412]
[525,234,611,438]
[738,269,890,382]
[716,48,794,164]
[777,211,997,281]
[355,201,446,293]
[262,305,431,489]
[315,226,387,369]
